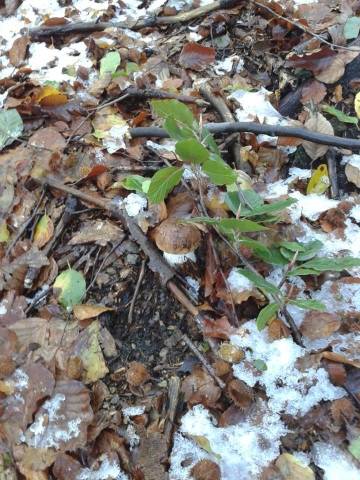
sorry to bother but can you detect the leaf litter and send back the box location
[1,0,360,479]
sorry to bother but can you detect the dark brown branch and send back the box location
[129,122,360,151]
[29,0,242,40]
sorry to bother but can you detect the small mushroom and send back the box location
[152,218,201,254]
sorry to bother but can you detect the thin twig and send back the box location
[252,0,360,52]
[182,333,226,389]
[327,148,340,199]
[128,258,146,325]
[130,122,360,151]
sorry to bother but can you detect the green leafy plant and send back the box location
[123,99,360,332]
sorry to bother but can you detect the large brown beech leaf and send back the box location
[0,363,55,444]
[302,112,334,160]
[179,43,216,71]
[181,365,221,408]
[23,379,94,451]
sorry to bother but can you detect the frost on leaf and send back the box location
[24,379,93,451]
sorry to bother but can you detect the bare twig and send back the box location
[128,258,146,325]
[29,0,242,40]
[327,148,340,199]
[130,122,360,151]
[182,333,226,389]
[164,376,181,446]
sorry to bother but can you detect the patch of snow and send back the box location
[312,442,360,480]
[312,280,360,315]
[293,451,311,466]
[12,369,29,390]
[214,55,244,75]
[263,168,311,199]
[342,153,360,167]
[288,191,339,222]
[229,88,283,125]
[0,303,7,315]
[102,125,129,153]
[126,424,140,450]
[350,204,360,222]
[227,268,253,292]
[122,405,145,418]
[172,402,287,480]
[163,251,196,265]
[169,432,210,480]
[123,193,147,217]
[77,455,128,480]
[146,140,176,154]
[231,321,345,416]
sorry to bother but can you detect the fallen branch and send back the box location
[29,0,242,40]
[129,122,360,151]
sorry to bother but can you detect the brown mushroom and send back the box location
[152,218,201,254]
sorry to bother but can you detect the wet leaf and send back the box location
[33,214,54,248]
[53,269,86,310]
[148,166,184,203]
[179,43,216,71]
[0,109,23,151]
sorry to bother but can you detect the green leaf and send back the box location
[201,127,220,156]
[175,138,209,164]
[126,62,139,75]
[203,159,237,185]
[348,436,360,460]
[238,238,272,257]
[344,16,360,40]
[0,222,9,243]
[288,299,326,311]
[225,190,264,214]
[147,166,184,203]
[121,175,147,193]
[151,99,195,130]
[289,256,360,276]
[280,240,323,261]
[100,51,121,77]
[254,246,288,266]
[241,198,297,217]
[163,117,195,141]
[53,269,86,310]
[190,217,268,232]
[0,109,23,150]
[256,303,280,330]
[253,359,267,371]
[237,268,282,296]
[279,241,307,253]
[322,105,358,125]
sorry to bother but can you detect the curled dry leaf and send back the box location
[203,316,235,340]
[179,42,216,71]
[302,112,334,160]
[73,304,113,321]
[152,219,201,254]
[23,379,94,451]
[324,361,347,386]
[181,365,221,408]
[268,318,291,340]
[0,363,55,444]
[33,214,54,248]
[68,220,124,247]
[275,453,315,480]
[300,312,341,340]
[9,35,29,67]
[191,459,221,480]
[227,378,253,410]
[126,361,150,387]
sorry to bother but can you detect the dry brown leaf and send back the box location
[73,304,113,321]
[0,327,17,379]
[227,378,253,410]
[191,459,221,480]
[300,80,327,105]
[345,160,360,188]
[1,363,55,444]
[300,312,341,340]
[152,218,201,254]
[126,361,150,387]
[324,361,346,386]
[302,112,334,160]
[179,43,216,71]
[268,318,291,340]
[52,453,82,480]
[182,365,221,408]
[9,35,29,66]
[23,379,93,451]
[68,220,124,247]
[29,127,66,152]
[203,316,235,340]
[13,445,57,474]
[315,50,359,83]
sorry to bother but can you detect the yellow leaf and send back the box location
[355,91,360,118]
[33,214,54,248]
[276,453,315,480]
[306,164,330,195]
[191,435,221,460]
[73,304,113,321]
[36,85,67,106]
[78,320,108,383]
[0,222,9,243]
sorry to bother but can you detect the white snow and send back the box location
[231,321,345,416]
[122,405,145,418]
[0,303,7,315]
[264,168,311,199]
[170,433,210,480]
[227,268,253,292]
[123,193,147,217]
[350,204,360,222]
[12,369,29,390]
[214,56,244,75]
[312,442,360,480]
[163,251,196,265]
[342,154,360,168]
[77,455,128,480]
[171,402,287,480]
[102,125,130,154]
[288,191,339,222]
[229,88,284,125]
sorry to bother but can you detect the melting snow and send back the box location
[12,369,29,390]
[288,191,339,222]
[123,193,147,217]
[77,455,128,480]
[227,268,253,292]
[312,442,360,480]
[231,321,345,416]
[350,204,360,222]
[170,402,287,480]
[122,405,145,418]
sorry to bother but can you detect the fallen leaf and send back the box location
[73,304,113,321]
[126,361,150,387]
[191,460,221,480]
[28,127,65,152]
[275,453,315,480]
[302,112,334,160]
[0,109,23,151]
[9,35,29,66]
[300,80,327,105]
[33,214,54,248]
[36,85,67,107]
[68,220,124,247]
[182,365,221,408]
[300,312,341,340]
[227,379,253,410]
[345,158,360,188]
[179,43,216,71]
[306,164,330,194]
